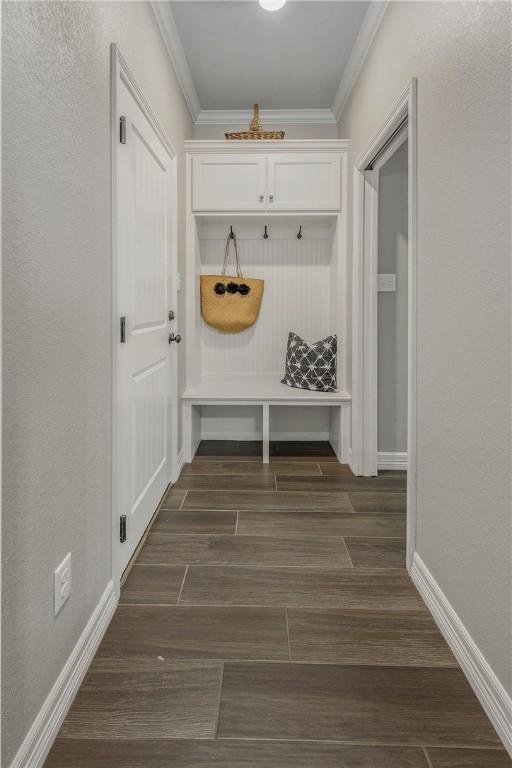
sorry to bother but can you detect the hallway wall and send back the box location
[2,2,192,763]
[338,0,511,702]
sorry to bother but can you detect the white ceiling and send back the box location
[169,1,369,111]
[152,1,388,123]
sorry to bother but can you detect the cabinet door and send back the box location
[267,153,341,210]
[192,154,266,211]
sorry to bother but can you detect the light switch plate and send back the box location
[377,273,397,292]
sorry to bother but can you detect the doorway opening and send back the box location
[377,139,408,472]
[351,80,417,570]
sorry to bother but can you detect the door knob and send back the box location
[269,194,274,202]
[169,333,182,344]
[259,194,264,202]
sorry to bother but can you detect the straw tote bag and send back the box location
[200,231,264,333]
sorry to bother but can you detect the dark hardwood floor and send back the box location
[45,442,510,767]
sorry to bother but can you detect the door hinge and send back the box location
[120,316,127,343]
[120,515,127,543]
[119,115,127,144]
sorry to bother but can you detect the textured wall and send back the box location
[1,2,192,763]
[377,141,408,453]
[339,1,511,697]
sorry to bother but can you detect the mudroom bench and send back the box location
[182,373,351,464]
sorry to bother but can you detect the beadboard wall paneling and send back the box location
[200,237,334,376]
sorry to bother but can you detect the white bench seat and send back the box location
[182,374,351,463]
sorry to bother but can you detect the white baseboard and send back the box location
[377,451,407,470]
[10,580,118,768]
[411,553,512,757]
[173,448,185,481]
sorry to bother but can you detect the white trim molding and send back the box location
[351,79,417,573]
[377,451,407,470]
[151,1,201,121]
[411,554,512,757]
[184,139,349,155]
[9,582,118,768]
[195,108,337,127]
[173,448,185,483]
[332,1,388,121]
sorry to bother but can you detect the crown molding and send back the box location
[332,0,389,122]
[195,108,337,126]
[184,139,350,154]
[151,1,200,121]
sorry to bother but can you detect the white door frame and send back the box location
[351,79,417,571]
[110,44,178,590]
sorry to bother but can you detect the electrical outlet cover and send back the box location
[54,552,72,616]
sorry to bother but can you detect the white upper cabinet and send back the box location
[267,154,341,210]
[192,154,266,211]
[191,150,342,212]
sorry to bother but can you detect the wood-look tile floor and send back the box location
[45,442,510,767]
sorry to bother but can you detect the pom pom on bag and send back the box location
[201,229,264,333]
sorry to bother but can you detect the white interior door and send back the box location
[115,69,176,577]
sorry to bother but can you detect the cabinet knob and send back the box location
[259,194,264,202]
[269,194,274,202]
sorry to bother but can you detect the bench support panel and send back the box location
[262,404,270,464]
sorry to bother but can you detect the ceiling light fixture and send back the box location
[259,0,286,11]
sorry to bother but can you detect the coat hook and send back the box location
[263,225,269,240]
[297,226,302,240]
[229,225,235,239]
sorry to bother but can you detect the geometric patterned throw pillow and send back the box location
[281,331,337,392]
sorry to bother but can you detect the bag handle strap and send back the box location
[221,228,244,279]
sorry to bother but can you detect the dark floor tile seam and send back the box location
[143,601,423,611]
[174,563,410,571]
[162,507,244,512]
[213,662,225,738]
[238,535,407,540]
[176,566,189,604]
[49,733,495,752]
[167,505,407,515]
[341,534,406,539]
[139,562,365,570]
[284,609,292,662]
[125,564,412,568]
[214,737,504,750]
[93,657,460,669]
[172,507,362,512]
[133,737,504,754]
[177,473,280,475]
[349,489,407,494]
